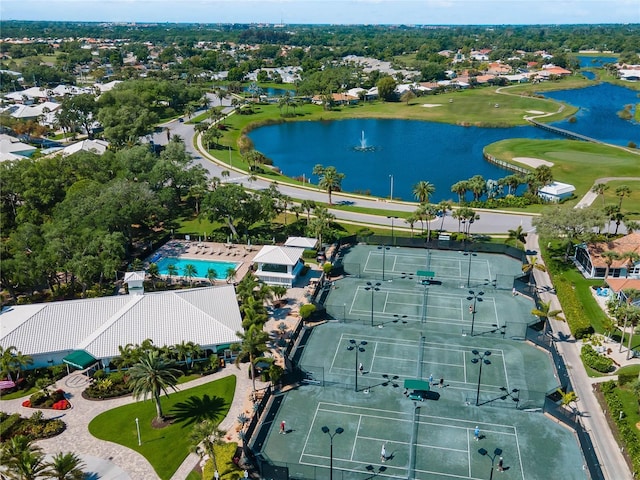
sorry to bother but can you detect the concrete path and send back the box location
[525,232,633,480]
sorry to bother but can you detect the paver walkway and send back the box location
[0,366,259,480]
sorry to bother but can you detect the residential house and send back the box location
[574,233,640,279]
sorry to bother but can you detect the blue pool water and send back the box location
[155,256,240,279]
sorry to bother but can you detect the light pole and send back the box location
[471,350,491,406]
[135,417,141,446]
[478,447,502,480]
[389,174,394,201]
[365,282,381,326]
[466,290,484,336]
[347,339,367,392]
[377,246,390,280]
[387,216,398,245]
[321,426,344,480]
[463,251,477,288]
[420,279,429,324]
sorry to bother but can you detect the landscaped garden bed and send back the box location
[21,388,70,410]
[0,410,66,441]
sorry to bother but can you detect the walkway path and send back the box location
[525,232,634,480]
[0,366,260,480]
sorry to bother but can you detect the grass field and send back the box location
[88,375,235,479]
[484,139,640,214]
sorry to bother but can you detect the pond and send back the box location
[248,83,639,202]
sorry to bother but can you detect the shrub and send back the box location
[302,249,317,259]
[29,391,47,406]
[580,344,614,373]
[299,304,316,320]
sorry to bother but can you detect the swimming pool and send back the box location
[155,256,240,279]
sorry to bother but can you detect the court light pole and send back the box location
[347,339,367,392]
[377,246,390,280]
[478,447,502,480]
[466,290,484,336]
[471,350,491,406]
[463,251,477,288]
[365,282,381,327]
[389,174,394,201]
[421,279,430,324]
[387,216,398,245]
[321,426,344,480]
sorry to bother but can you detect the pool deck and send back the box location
[152,239,259,282]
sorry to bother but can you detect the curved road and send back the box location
[164,102,536,235]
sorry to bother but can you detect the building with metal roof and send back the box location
[0,284,242,371]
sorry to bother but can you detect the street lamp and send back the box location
[377,246,390,280]
[135,417,141,446]
[420,279,430,324]
[463,251,477,288]
[466,290,484,336]
[365,282,381,327]
[389,174,394,201]
[321,426,344,480]
[347,339,367,392]
[387,216,398,245]
[478,447,502,480]
[471,350,491,406]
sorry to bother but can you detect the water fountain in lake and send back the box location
[354,130,376,152]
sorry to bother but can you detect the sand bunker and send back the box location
[513,157,554,168]
[526,110,546,115]
[421,104,442,108]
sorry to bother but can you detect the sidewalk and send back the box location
[525,232,633,480]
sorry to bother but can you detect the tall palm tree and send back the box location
[0,345,18,380]
[617,289,640,355]
[43,452,85,480]
[522,256,547,286]
[615,185,631,209]
[591,183,609,208]
[601,250,620,279]
[206,268,218,285]
[413,181,436,204]
[451,180,469,203]
[437,201,452,232]
[506,225,527,250]
[312,164,345,205]
[404,215,417,237]
[167,264,178,283]
[127,351,181,422]
[226,267,237,284]
[189,420,227,472]
[2,437,46,480]
[236,324,269,392]
[183,264,198,285]
[531,300,564,329]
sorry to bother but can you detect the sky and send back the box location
[1,0,638,25]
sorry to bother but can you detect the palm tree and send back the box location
[0,345,18,381]
[404,215,417,237]
[226,267,237,284]
[167,264,178,283]
[301,199,316,225]
[312,164,345,205]
[308,206,335,247]
[620,251,640,278]
[591,183,609,208]
[206,268,218,285]
[616,289,640,355]
[506,225,527,250]
[413,181,436,204]
[531,300,564,330]
[127,351,181,422]
[236,324,269,392]
[189,420,226,472]
[601,250,620,279]
[451,180,469,203]
[2,437,47,480]
[437,201,452,232]
[183,264,198,285]
[43,452,85,480]
[615,185,631,209]
[522,256,547,286]
[147,263,160,289]
[467,175,486,201]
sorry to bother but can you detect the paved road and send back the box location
[526,233,632,480]
[165,103,536,235]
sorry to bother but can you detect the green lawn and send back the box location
[88,375,236,480]
[484,139,640,215]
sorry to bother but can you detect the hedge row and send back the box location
[0,413,22,441]
[550,276,594,339]
[580,344,614,373]
[600,381,640,476]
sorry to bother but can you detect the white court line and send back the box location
[350,415,363,461]
[299,404,323,464]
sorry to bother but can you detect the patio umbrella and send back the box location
[0,380,16,390]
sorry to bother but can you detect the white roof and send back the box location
[0,139,36,155]
[284,237,317,249]
[123,271,146,282]
[62,139,109,156]
[0,152,26,162]
[538,181,576,196]
[93,80,121,93]
[253,245,304,266]
[9,102,61,119]
[0,285,242,360]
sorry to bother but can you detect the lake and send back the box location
[248,83,639,202]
